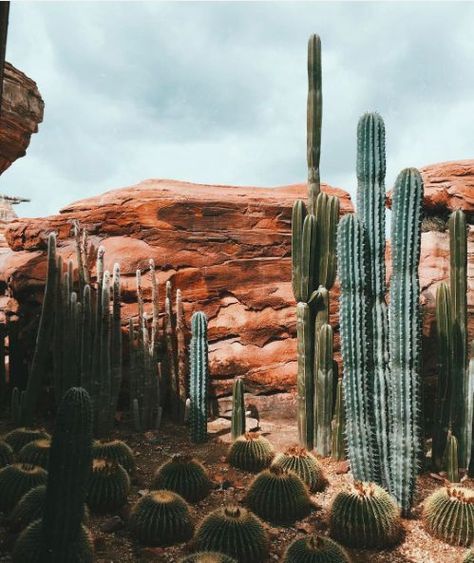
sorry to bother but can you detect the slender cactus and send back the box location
[165,282,179,420]
[189,312,209,443]
[231,377,246,441]
[331,378,345,461]
[445,432,460,484]
[307,33,322,213]
[315,324,334,456]
[110,264,122,419]
[296,303,314,450]
[176,289,187,422]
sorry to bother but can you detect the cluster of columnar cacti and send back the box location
[189,311,209,443]
[433,210,473,474]
[292,34,340,454]
[272,446,326,492]
[338,111,424,515]
[283,535,352,563]
[227,433,274,472]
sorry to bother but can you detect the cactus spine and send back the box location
[189,312,209,443]
[231,377,246,441]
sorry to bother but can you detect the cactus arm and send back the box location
[307,33,322,213]
[296,302,314,451]
[300,215,318,303]
[315,193,340,290]
[315,323,334,456]
[231,377,246,441]
[291,200,307,303]
[388,167,423,516]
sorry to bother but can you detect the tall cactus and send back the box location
[315,323,334,456]
[231,377,246,441]
[307,33,322,214]
[189,312,209,443]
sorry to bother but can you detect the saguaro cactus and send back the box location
[231,377,246,441]
[189,312,209,443]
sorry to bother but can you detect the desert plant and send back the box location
[153,453,212,503]
[194,505,268,563]
[460,550,474,563]
[329,482,402,548]
[129,490,193,546]
[272,446,325,492]
[86,458,130,513]
[0,463,47,514]
[331,378,345,461]
[227,433,274,472]
[315,323,335,456]
[0,439,14,467]
[283,535,352,563]
[189,311,209,443]
[245,465,313,525]
[180,553,237,563]
[92,439,135,474]
[9,485,47,532]
[445,432,460,483]
[18,439,51,470]
[423,486,474,546]
[231,377,246,441]
[4,428,50,453]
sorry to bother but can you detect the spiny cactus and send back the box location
[423,486,474,546]
[272,446,326,492]
[87,458,130,513]
[0,463,48,514]
[283,535,352,563]
[92,439,135,474]
[0,439,14,467]
[4,428,50,453]
[18,439,51,470]
[329,482,401,548]
[190,312,209,443]
[194,505,268,563]
[231,377,246,441]
[129,490,193,546]
[227,433,274,472]
[460,550,474,563]
[245,465,313,524]
[445,432,460,483]
[180,553,237,563]
[9,485,47,532]
[331,378,345,461]
[153,454,212,503]
[315,323,335,456]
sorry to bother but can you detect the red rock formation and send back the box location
[0,62,44,174]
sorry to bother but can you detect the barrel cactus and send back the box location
[423,486,474,546]
[153,454,212,503]
[272,446,326,492]
[329,482,401,548]
[0,440,14,467]
[227,433,274,472]
[18,439,51,470]
[4,428,50,453]
[92,439,135,474]
[461,550,474,563]
[245,465,313,525]
[283,535,352,563]
[130,490,193,546]
[9,485,47,532]
[180,553,237,563]
[0,463,48,514]
[87,458,130,513]
[194,505,268,563]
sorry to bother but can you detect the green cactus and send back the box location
[176,288,188,422]
[180,553,237,563]
[189,311,209,443]
[445,432,460,483]
[9,485,47,533]
[296,301,315,450]
[92,439,136,474]
[3,427,50,454]
[423,486,474,546]
[315,323,334,456]
[329,482,401,548]
[0,439,14,468]
[129,490,193,546]
[331,378,345,461]
[231,377,246,441]
[461,550,474,563]
[283,535,352,563]
[194,505,268,563]
[306,33,322,214]
[86,458,130,513]
[0,463,48,514]
[245,465,313,525]
[227,433,274,472]
[272,446,326,492]
[18,439,51,470]
[153,453,212,503]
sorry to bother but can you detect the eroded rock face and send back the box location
[0,62,44,174]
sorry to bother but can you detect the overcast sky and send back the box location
[2,1,474,217]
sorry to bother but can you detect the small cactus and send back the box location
[272,446,326,492]
[92,439,135,474]
[18,439,51,470]
[179,553,237,563]
[129,490,193,546]
[194,505,268,563]
[153,454,212,503]
[423,486,474,546]
[283,535,352,563]
[245,465,313,525]
[4,428,50,453]
[329,482,401,548]
[87,459,130,514]
[0,463,48,514]
[0,440,14,467]
[227,433,274,472]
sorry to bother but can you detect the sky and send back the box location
[2,1,474,217]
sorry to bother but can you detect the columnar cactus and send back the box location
[315,323,334,456]
[189,312,209,443]
[331,378,345,461]
[446,432,460,483]
[283,535,352,563]
[231,377,246,441]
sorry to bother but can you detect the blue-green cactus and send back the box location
[190,312,209,443]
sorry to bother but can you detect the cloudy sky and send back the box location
[2,1,474,217]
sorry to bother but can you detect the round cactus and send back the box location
[194,505,268,563]
[245,465,313,524]
[180,553,237,563]
[0,463,48,514]
[272,446,326,492]
[329,482,401,548]
[460,550,474,563]
[18,439,51,470]
[86,458,130,514]
[283,535,352,563]
[92,439,135,474]
[153,454,212,503]
[0,440,14,468]
[129,490,193,546]
[12,519,93,563]
[4,428,50,453]
[423,486,474,546]
[227,433,274,472]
